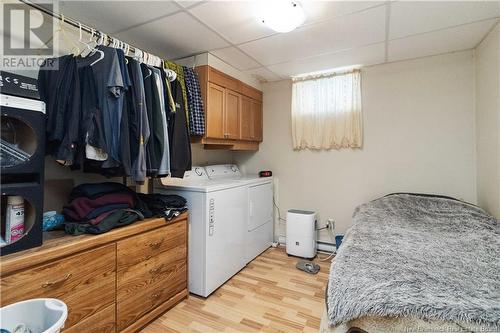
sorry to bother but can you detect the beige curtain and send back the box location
[291,71,362,150]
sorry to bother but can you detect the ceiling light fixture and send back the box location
[259,1,305,33]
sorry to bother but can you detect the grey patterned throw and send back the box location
[327,193,500,328]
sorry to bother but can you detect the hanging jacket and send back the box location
[141,64,160,176]
[168,79,192,178]
[39,55,81,165]
[74,64,102,170]
[166,61,189,124]
[153,67,170,177]
[126,57,150,183]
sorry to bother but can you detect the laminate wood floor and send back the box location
[141,247,331,333]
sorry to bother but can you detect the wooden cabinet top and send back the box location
[196,65,263,102]
[0,213,188,276]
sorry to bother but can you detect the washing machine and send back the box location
[155,166,248,297]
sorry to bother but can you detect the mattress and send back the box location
[319,307,499,333]
[325,193,500,330]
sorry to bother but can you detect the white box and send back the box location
[286,210,316,258]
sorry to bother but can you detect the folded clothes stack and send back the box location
[63,182,146,235]
[61,182,188,235]
[137,193,188,220]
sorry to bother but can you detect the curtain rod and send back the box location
[292,68,361,82]
[20,0,160,60]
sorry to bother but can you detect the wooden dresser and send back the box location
[0,213,188,333]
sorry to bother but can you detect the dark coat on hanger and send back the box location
[168,79,192,178]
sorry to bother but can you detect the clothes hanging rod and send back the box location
[20,0,161,60]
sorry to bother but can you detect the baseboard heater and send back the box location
[277,236,336,253]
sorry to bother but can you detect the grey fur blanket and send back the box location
[327,193,500,327]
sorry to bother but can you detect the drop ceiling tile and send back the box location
[243,67,282,82]
[268,43,386,78]
[57,1,180,34]
[390,1,500,39]
[302,1,385,25]
[189,1,275,44]
[210,47,261,71]
[114,12,229,59]
[388,19,499,62]
[174,1,204,9]
[239,6,386,66]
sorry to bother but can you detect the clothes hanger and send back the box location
[191,55,197,70]
[134,48,142,62]
[162,61,177,82]
[59,15,80,55]
[124,43,130,64]
[143,52,152,78]
[166,68,177,82]
[82,28,95,57]
[90,47,104,66]
[77,22,94,57]
[43,14,80,56]
[90,32,105,66]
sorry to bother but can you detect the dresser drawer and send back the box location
[117,245,187,302]
[1,244,116,329]
[64,303,116,333]
[116,221,187,271]
[117,261,187,331]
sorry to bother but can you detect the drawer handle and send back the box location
[149,264,164,275]
[41,273,72,288]
[151,292,161,299]
[148,239,164,249]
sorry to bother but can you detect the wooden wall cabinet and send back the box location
[250,99,263,141]
[196,66,263,151]
[206,82,225,139]
[240,95,253,141]
[0,214,189,333]
[225,89,241,139]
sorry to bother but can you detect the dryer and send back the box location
[238,175,274,263]
[205,165,273,264]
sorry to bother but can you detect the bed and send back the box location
[321,193,500,333]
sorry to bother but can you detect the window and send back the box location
[291,70,362,150]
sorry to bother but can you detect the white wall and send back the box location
[475,22,500,219]
[235,51,477,242]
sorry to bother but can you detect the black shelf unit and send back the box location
[1,75,46,255]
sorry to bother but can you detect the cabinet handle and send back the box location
[41,273,72,288]
[151,292,161,299]
[149,264,164,275]
[148,239,164,249]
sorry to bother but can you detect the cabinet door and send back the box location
[251,99,263,141]
[225,89,240,139]
[206,82,225,139]
[239,95,252,140]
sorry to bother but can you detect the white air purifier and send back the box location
[286,210,316,258]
